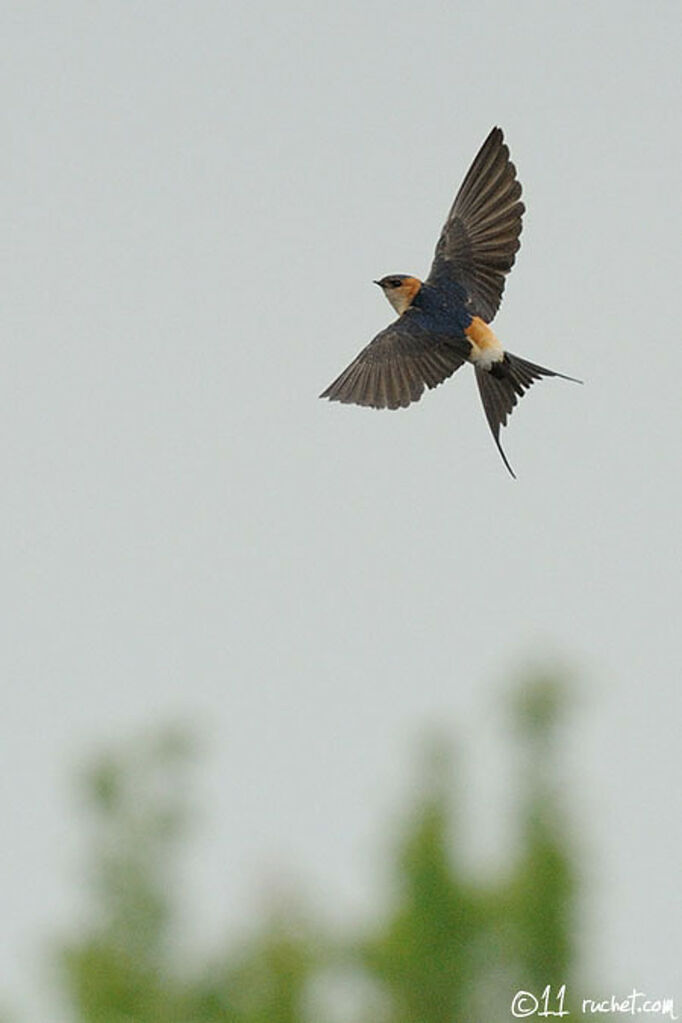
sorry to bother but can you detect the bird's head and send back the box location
[374,275,422,315]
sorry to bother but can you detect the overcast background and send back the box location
[2,1,681,1017]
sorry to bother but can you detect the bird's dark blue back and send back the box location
[408,278,472,337]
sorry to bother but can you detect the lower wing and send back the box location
[320,319,470,410]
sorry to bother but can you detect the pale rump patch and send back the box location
[465,316,504,368]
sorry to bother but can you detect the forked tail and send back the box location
[475,352,582,478]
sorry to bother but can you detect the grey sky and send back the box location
[2,1,680,1016]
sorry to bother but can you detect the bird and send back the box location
[319,127,581,477]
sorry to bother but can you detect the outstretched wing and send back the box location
[320,315,469,410]
[427,127,524,322]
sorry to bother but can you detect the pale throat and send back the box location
[385,276,422,315]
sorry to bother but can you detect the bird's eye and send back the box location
[388,277,403,288]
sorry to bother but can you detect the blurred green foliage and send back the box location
[34,674,579,1021]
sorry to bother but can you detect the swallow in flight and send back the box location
[320,127,580,476]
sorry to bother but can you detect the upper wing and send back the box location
[426,127,524,322]
[320,315,469,410]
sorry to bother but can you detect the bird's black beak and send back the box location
[373,280,382,287]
